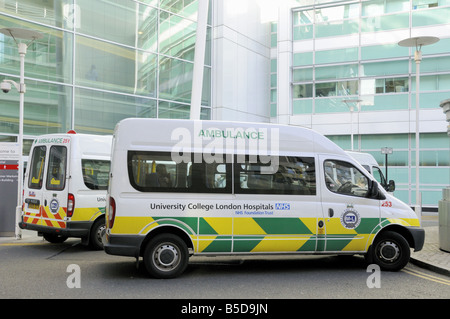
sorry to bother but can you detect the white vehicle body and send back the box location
[20,132,112,249]
[105,119,423,278]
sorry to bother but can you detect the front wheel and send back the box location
[143,234,189,279]
[371,231,410,271]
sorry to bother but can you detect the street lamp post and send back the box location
[398,36,439,221]
[381,147,393,183]
[0,28,42,239]
[343,99,362,151]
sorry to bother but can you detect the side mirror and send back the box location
[388,180,395,192]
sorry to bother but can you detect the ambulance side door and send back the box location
[319,156,380,253]
[23,144,47,226]
[41,144,69,229]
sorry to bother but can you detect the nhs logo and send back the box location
[275,203,290,210]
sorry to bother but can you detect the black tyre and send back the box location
[43,233,68,244]
[143,234,189,279]
[371,231,410,271]
[89,218,106,250]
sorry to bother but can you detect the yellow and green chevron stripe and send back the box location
[111,215,419,254]
[70,206,106,222]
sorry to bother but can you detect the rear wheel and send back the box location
[371,231,410,271]
[143,234,189,279]
[43,233,68,244]
[89,218,106,250]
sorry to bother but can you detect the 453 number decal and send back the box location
[381,201,392,207]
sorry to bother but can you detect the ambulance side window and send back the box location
[46,146,67,191]
[237,156,316,195]
[127,151,231,193]
[82,160,111,190]
[324,160,369,197]
[28,146,47,189]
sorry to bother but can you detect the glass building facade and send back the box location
[0,0,212,149]
[271,0,450,207]
[1,0,449,208]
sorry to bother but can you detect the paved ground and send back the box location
[2,214,449,276]
[410,214,450,276]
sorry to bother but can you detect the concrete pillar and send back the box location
[438,99,450,252]
[276,4,292,125]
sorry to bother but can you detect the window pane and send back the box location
[28,146,46,190]
[0,78,72,136]
[0,16,73,84]
[316,64,358,80]
[293,10,314,25]
[315,19,359,38]
[293,52,313,67]
[361,44,409,60]
[237,156,316,195]
[372,167,387,185]
[315,4,359,22]
[293,84,313,98]
[75,35,158,97]
[316,80,358,97]
[360,94,409,111]
[0,0,71,28]
[413,6,450,27]
[138,3,159,51]
[324,160,369,197]
[293,25,313,40]
[46,146,67,191]
[293,99,313,114]
[74,88,156,134]
[159,57,193,103]
[160,0,198,18]
[361,60,409,77]
[77,0,137,47]
[129,152,180,190]
[82,160,110,190]
[159,11,196,62]
[361,12,409,32]
[315,47,358,64]
[361,77,408,94]
[158,101,190,119]
[293,68,313,82]
[127,151,231,193]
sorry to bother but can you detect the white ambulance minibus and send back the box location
[20,131,112,249]
[104,119,424,278]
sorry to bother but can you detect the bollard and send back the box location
[438,188,450,252]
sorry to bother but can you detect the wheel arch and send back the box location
[139,225,194,257]
[372,224,416,249]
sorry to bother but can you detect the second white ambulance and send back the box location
[20,131,112,249]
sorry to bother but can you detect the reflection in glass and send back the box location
[74,88,156,134]
[159,11,197,62]
[75,35,157,97]
[159,56,193,103]
[0,15,73,84]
